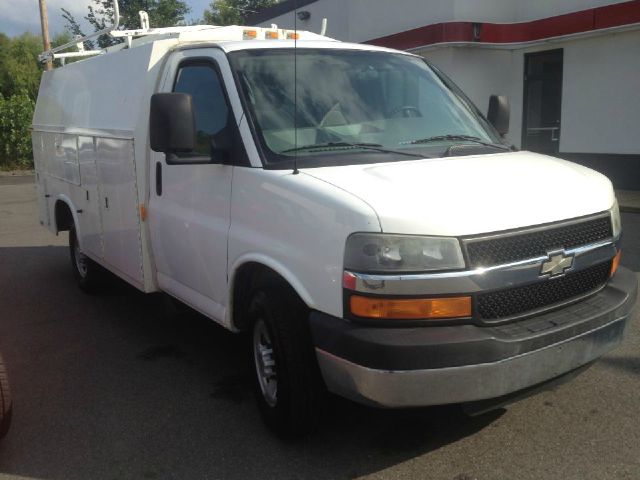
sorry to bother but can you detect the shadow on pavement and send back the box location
[599,356,640,376]
[0,246,502,480]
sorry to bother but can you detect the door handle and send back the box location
[156,161,162,196]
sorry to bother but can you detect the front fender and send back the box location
[229,253,315,310]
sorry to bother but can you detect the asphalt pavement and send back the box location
[0,178,638,480]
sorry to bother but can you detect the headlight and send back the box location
[611,199,621,238]
[344,233,465,273]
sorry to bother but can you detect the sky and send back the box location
[0,0,213,38]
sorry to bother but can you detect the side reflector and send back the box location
[243,30,257,40]
[265,31,279,39]
[350,295,472,320]
[611,250,621,277]
[342,271,357,290]
[287,32,300,40]
[139,204,147,222]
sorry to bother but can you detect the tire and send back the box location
[0,354,12,439]
[249,287,324,437]
[69,226,102,293]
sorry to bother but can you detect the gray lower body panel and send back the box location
[314,267,637,408]
[316,315,628,407]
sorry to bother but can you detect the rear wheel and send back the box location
[69,226,102,293]
[249,288,324,437]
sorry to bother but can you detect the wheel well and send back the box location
[54,201,74,232]
[231,263,300,331]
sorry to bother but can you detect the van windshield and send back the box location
[229,48,504,168]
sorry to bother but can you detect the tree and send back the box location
[203,0,278,26]
[0,93,35,168]
[0,33,42,100]
[63,0,190,48]
[0,32,73,168]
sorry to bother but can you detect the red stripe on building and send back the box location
[366,0,640,49]
[594,0,640,28]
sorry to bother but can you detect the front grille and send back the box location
[476,260,612,320]
[465,215,612,268]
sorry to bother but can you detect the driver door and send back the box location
[148,49,234,323]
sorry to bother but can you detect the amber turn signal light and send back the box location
[350,295,472,320]
[611,249,621,277]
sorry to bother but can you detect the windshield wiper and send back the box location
[281,142,426,158]
[405,135,510,150]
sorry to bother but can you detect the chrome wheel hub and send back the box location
[74,241,88,279]
[253,319,277,407]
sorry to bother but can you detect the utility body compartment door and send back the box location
[96,137,144,286]
[77,136,104,259]
[32,132,50,227]
[148,49,235,325]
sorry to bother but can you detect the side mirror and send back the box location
[150,93,196,153]
[487,95,510,136]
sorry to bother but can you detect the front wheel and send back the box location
[249,288,324,437]
[69,226,102,293]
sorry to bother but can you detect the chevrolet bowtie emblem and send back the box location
[540,250,574,278]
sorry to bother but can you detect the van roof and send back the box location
[117,25,407,56]
[48,25,410,66]
[186,39,409,55]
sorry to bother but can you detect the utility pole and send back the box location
[38,0,53,70]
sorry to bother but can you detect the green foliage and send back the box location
[203,0,278,26]
[0,32,71,168]
[0,33,42,168]
[0,33,42,101]
[0,93,36,168]
[63,0,191,48]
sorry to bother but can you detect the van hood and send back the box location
[302,151,615,236]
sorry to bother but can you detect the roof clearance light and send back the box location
[243,30,257,40]
[286,32,300,40]
[265,31,279,40]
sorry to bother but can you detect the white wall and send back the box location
[559,29,640,154]
[417,47,521,145]
[416,29,640,155]
[257,0,626,43]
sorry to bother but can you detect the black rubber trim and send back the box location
[310,267,637,371]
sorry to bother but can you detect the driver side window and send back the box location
[173,63,229,158]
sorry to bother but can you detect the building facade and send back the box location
[252,0,640,189]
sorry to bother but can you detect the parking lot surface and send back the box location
[0,178,638,480]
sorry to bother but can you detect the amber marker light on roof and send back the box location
[265,31,279,39]
[243,30,257,40]
[611,250,621,277]
[350,295,472,320]
[287,32,300,40]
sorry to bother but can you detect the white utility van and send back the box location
[33,11,637,435]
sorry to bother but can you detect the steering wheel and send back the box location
[388,105,422,118]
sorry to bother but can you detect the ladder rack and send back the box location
[38,0,120,64]
[39,0,332,66]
